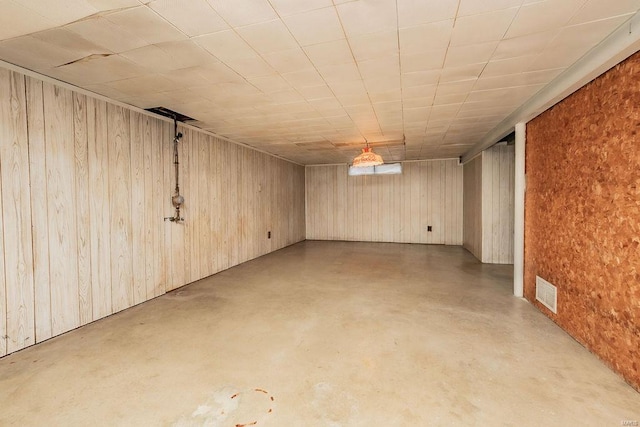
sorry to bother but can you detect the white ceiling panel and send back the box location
[104,6,186,45]
[148,0,227,37]
[0,0,637,165]
[206,0,277,27]
[283,7,344,46]
[451,7,520,46]
[268,0,333,17]
[349,31,399,61]
[397,0,459,28]
[65,15,148,53]
[569,0,640,25]
[0,0,56,39]
[237,19,299,54]
[336,0,398,37]
[400,20,454,54]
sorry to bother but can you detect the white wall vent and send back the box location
[536,276,557,314]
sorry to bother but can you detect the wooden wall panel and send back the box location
[73,93,92,324]
[43,82,80,336]
[87,97,112,320]
[0,70,34,352]
[463,155,482,259]
[108,104,134,311]
[130,111,147,305]
[0,64,305,357]
[481,144,515,264]
[305,160,463,244]
[525,51,640,391]
[25,77,50,343]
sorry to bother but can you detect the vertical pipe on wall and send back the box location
[513,122,526,297]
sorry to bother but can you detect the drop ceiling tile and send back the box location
[263,48,314,73]
[436,79,477,95]
[401,49,447,72]
[368,89,402,103]
[197,62,245,84]
[195,30,254,61]
[283,7,344,46]
[106,73,175,95]
[458,0,525,17]
[155,40,219,68]
[249,74,292,93]
[0,0,57,39]
[358,56,400,81]
[475,68,564,90]
[553,14,631,48]
[65,15,148,53]
[397,0,459,28]
[399,20,454,54]
[0,35,81,70]
[505,0,586,38]
[481,54,538,76]
[401,96,432,109]
[317,62,361,83]
[451,7,519,46]
[237,19,299,54]
[444,42,498,67]
[493,29,558,60]
[13,0,103,26]
[225,55,274,78]
[303,38,353,67]
[402,69,441,86]
[569,0,640,25]
[148,0,227,37]
[51,54,147,85]
[433,92,469,105]
[336,0,397,37]
[120,44,178,72]
[402,84,437,100]
[440,64,485,83]
[466,83,544,103]
[269,0,333,17]
[282,68,326,87]
[31,27,112,58]
[206,0,277,26]
[296,84,334,100]
[160,67,213,87]
[104,6,187,45]
[349,31,398,61]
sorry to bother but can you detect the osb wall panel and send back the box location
[525,51,640,391]
[0,65,305,357]
[306,160,463,245]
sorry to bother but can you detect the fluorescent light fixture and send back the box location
[348,163,402,176]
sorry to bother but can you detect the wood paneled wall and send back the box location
[481,144,515,264]
[0,67,305,357]
[525,51,640,391]
[463,155,482,259]
[462,144,515,264]
[305,160,463,245]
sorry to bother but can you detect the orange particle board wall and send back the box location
[525,51,640,391]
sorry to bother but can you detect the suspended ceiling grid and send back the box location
[0,0,638,165]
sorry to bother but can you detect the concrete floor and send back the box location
[0,241,639,426]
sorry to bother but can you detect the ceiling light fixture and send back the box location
[352,141,383,167]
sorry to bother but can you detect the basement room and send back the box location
[0,0,639,425]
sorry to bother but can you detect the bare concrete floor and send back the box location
[0,241,639,426]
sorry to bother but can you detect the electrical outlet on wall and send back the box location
[427,226,432,232]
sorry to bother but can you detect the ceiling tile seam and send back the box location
[437,1,524,148]
[331,0,384,145]
[423,0,461,148]
[394,0,406,159]
[213,0,356,145]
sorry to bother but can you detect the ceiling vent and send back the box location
[145,107,195,123]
